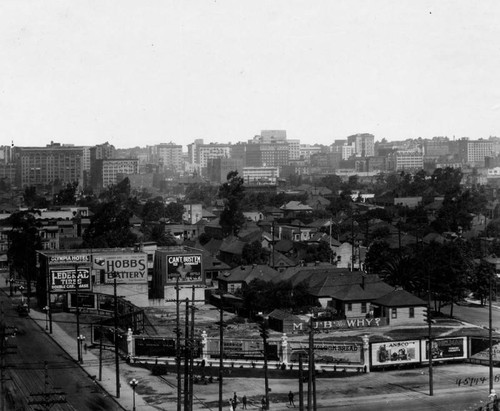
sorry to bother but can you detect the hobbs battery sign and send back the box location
[167,254,202,283]
[93,254,148,284]
[50,268,91,290]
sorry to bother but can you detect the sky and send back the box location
[1,1,500,149]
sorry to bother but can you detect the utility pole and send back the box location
[74,264,81,363]
[307,316,316,411]
[175,278,182,411]
[298,355,304,411]
[427,273,433,396]
[99,324,103,381]
[184,298,190,411]
[489,271,494,392]
[189,286,196,411]
[259,320,270,410]
[113,273,120,398]
[218,295,224,411]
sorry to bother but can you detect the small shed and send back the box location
[268,309,302,333]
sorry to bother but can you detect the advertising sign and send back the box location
[423,338,467,361]
[470,338,500,362]
[93,253,147,284]
[289,341,362,364]
[50,267,91,290]
[206,338,279,361]
[49,254,91,265]
[371,340,421,366]
[166,254,202,283]
[134,337,177,357]
[292,318,384,332]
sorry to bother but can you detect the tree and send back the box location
[142,198,165,222]
[7,211,43,298]
[469,259,495,306]
[241,241,269,265]
[53,182,78,205]
[165,202,184,223]
[365,240,397,274]
[218,171,245,236]
[82,200,138,248]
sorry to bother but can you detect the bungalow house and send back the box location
[371,289,426,326]
[306,271,394,319]
[217,264,280,294]
[280,201,313,218]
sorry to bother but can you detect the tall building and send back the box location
[347,133,375,157]
[258,130,287,143]
[242,166,279,184]
[102,158,139,187]
[393,150,424,171]
[458,138,495,166]
[288,139,301,160]
[246,142,289,168]
[16,143,84,187]
[155,143,183,173]
[89,142,116,189]
[207,158,243,184]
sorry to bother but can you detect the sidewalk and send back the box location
[0,271,155,411]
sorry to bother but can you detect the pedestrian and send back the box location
[288,390,295,407]
[233,392,238,407]
[242,395,247,409]
[261,396,267,411]
[228,398,234,411]
[490,390,499,411]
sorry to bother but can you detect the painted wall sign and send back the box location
[371,340,421,366]
[289,341,362,364]
[292,317,383,332]
[49,254,91,264]
[166,254,203,283]
[50,268,91,290]
[94,254,148,284]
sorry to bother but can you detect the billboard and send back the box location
[50,267,91,290]
[470,338,500,362]
[166,254,202,283]
[371,340,421,366]
[93,253,148,284]
[289,341,362,364]
[423,337,467,361]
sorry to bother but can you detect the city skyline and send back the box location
[2,1,500,149]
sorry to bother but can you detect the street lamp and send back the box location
[129,378,139,411]
[8,277,14,297]
[43,306,49,330]
[77,335,86,363]
[18,285,25,303]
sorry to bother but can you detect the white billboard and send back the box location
[371,340,421,366]
[93,253,148,284]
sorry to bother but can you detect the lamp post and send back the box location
[18,285,24,303]
[129,378,138,411]
[8,277,13,297]
[43,306,49,331]
[77,335,86,363]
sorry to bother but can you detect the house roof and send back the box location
[274,239,294,253]
[371,289,426,307]
[268,309,302,321]
[217,264,280,283]
[280,201,313,212]
[219,236,246,255]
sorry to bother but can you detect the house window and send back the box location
[361,302,367,314]
[409,307,415,318]
[391,308,397,319]
[347,303,352,312]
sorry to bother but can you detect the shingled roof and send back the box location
[371,289,426,307]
